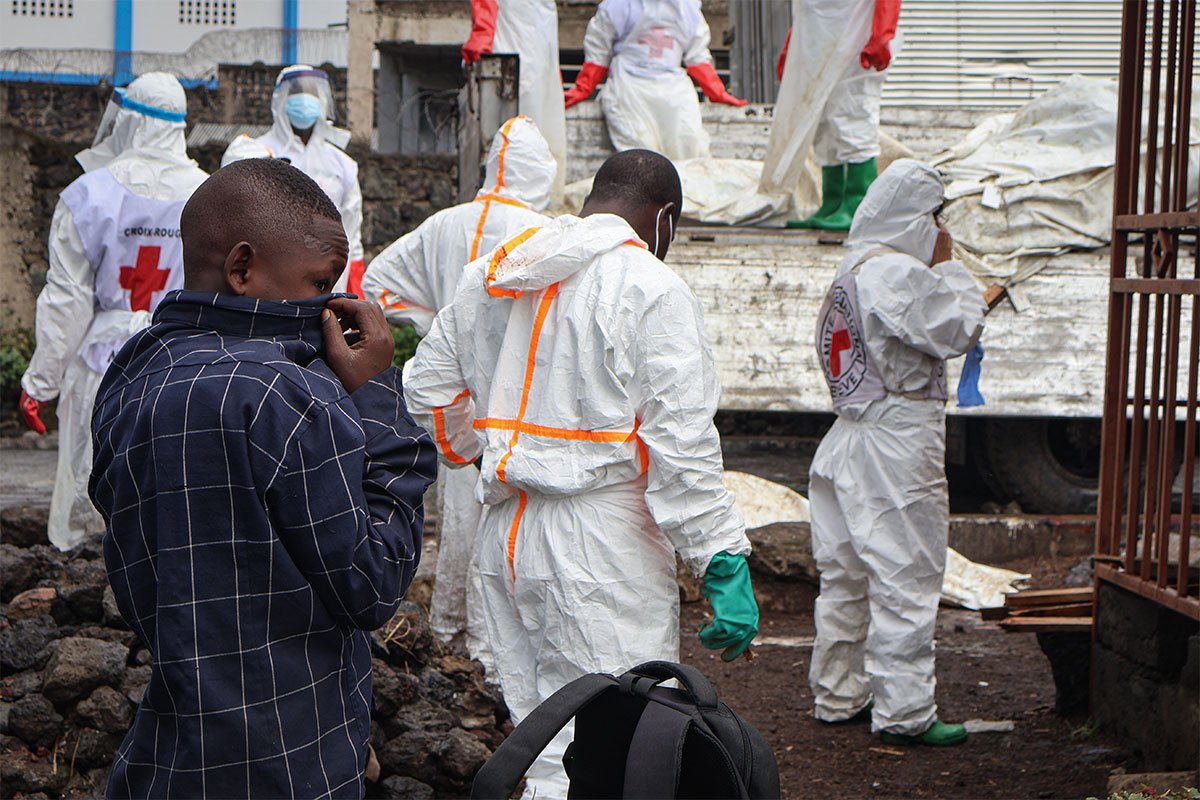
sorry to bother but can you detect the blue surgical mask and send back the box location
[285,93,322,130]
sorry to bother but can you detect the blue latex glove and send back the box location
[956,342,985,407]
[698,551,759,661]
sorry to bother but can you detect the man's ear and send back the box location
[223,242,256,295]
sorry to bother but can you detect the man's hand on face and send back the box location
[321,297,396,394]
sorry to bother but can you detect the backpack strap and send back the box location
[622,700,691,799]
[471,673,616,800]
[623,661,720,709]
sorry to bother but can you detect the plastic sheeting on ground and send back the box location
[723,470,810,527]
[941,548,1029,611]
[559,134,912,225]
[936,75,1200,309]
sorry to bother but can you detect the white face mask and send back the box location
[653,205,675,258]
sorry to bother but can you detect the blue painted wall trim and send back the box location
[113,0,133,85]
[0,70,218,90]
[282,0,298,65]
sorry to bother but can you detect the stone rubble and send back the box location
[0,504,511,799]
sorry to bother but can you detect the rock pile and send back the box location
[0,504,510,799]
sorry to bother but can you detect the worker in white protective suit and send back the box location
[808,159,984,746]
[360,116,555,665]
[761,0,900,230]
[565,0,746,162]
[462,0,567,198]
[404,150,758,798]
[221,65,365,295]
[18,73,208,551]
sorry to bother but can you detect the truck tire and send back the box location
[976,418,1102,514]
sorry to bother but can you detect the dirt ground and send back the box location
[678,556,1128,800]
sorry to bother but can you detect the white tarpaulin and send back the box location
[936,75,1200,307]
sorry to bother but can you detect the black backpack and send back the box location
[472,660,781,799]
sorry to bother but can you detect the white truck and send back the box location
[565,102,1114,513]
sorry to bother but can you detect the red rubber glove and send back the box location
[777,28,791,81]
[860,0,901,71]
[686,62,747,106]
[462,0,498,63]
[19,390,46,435]
[564,62,608,108]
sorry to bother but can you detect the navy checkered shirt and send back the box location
[90,291,436,799]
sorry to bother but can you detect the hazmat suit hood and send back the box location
[846,158,945,265]
[269,65,351,164]
[477,116,558,213]
[76,72,190,173]
[484,213,642,296]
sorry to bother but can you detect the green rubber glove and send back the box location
[698,551,759,661]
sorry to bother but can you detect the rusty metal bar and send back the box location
[1178,294,1198,595]
[1154,288,1181,588]
[1158,0,1179,214]
[1173,0,1197,210]
[1097,563,1200,620]
[1140,290,1167,581]
[1112,278,1200,294]
[1114,211,1200,230]
[1142,0,1164,217]
[1123,291,1150,571]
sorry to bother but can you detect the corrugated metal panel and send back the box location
[728,0,791,104]
[884,0,1126,108]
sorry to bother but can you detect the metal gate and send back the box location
[1095,0,1198,619]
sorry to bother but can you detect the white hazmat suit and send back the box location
[760,0,889,194]
[222,65,364,295]
[360,116,554,663]
[20,73,207,550]
[404,213,750,798]
[583,0,717,160]
[463,0,568,198]
[808,160,985,735]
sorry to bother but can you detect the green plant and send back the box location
[392,323,420,367]
[0,316,35,407]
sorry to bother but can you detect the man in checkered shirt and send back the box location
[90,158,437,798]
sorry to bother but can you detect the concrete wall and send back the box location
[1092,582,1200,771]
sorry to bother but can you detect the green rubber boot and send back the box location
[786,165,845,228]
[879,720,968,747]
[809,158,878,231]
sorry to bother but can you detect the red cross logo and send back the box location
[638,27,676,59]
[119,245,171,312]
[830,328,851,378]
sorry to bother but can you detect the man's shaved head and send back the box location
[181,158,348,299]
[581,149,683,260]
[587,149,682,223]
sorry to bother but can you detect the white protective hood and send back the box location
[268,65,351,172]
[76,72,190,173]
[476,115,558,213]
[846,158,944,266]
[484,213,637,296]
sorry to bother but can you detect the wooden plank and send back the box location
[979,606,1009,621]
[1008,602,1094,617]
[998,616,1093,633]
[1004,587,1094,607]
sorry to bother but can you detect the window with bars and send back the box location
[179,0,236,25]
[10,0,73,16]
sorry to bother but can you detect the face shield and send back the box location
[273,67,335,131]
[76,72,189,173]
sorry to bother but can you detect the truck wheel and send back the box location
[977,418,1102,514]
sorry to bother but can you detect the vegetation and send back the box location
[392,323,420,367]
[0,314,35,408]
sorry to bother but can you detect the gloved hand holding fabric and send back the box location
[19,390,46,435]
[462,0,498,63]
[699,551,759,661]
[860,0,901,71]
[564,62,608,108]
[686,63,747,107]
